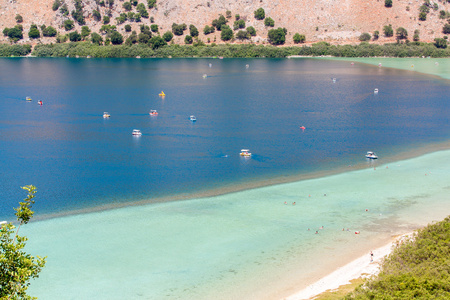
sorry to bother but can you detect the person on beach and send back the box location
[370,251,374,262]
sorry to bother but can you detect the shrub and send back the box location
[254,8,265,20]
[203,25,212,35]
[162,31,173,42]
[91,32,103,45]
[247,26,256,36]
[184,35,193,44]
[81,26,91,39]
[383,24,393,37]
[396,27,408,40]
[235,14,240,20]
[226,10,232,18]
[172,23,186,36]
[359,33,371,42]
[15,14,23,23]
[443,24,450,34]
[233,19,245,30]
[413,29,420,41]
[373,30,379,40]
[125,24,132,32]
[28,24,40,39]
[212,15,227,31]
[110,31,124,45]
[42,26,57,37]
[93,10,101,21]
[151,24,158,32]
[149,36,167,49]
[189,25,199,37]
[52,0,61,11]
[236,30,250,40]
[5,25,24,42]
[385,0,392,7]
[59,3,69,16]
[220,25,234,41]
[264,17,275,27]
[69,31,81,42]
[103,16,110,24]
[268,27,286,45]
[123,2,132,11]
[419,11,427,21]
[138,33,150,44]
[293,33,305,44]
[147,0,156,9]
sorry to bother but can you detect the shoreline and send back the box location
[29,140,450,223]
[284,233,413,300]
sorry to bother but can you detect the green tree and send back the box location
[69,31,81,42]
[172,23,186,36]
[125,24,132,32]
[359,32,371,41]
[184,35,193,44]
[138,32,150,44]
[293,33,305,44]
[64,19,75,31]
[59,3,69,16]
[264,17,275,27]
[28,24,40,39]
[419,11,427,21]
[52,0,62,11]
[203,25,212,35]
[383,24,393,37]
[151,24,158,32]
[434,37,447,48]
[226,10,232,19]
[123,2,132,11]
[136,3,149,18]
[233,19,245,30]
[443,23,450,34]
[147,0,156,9]
[110,31,124,44]
[268,27,286,45]
[220,25,234,41]
[189,25,199,37]
[396,27,408,40]
[5,25,24,42]
[236,30,250,40]
[42,26,57,37]
[246,26,256,36]
[162,30,173,42]
[81,26,91,39]
[91,32,103,45]
[212,15,227,31]
[254,8,265,20]
[103,16,110,24]
[0,185,46,299]
[15,14,23,23]
[385,0,392,7]
[93,9,101,21]
[373,30,380,40]
[149,35,167,49]
[413,29,420,41]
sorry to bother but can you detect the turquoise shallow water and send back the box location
[24,149,450,299]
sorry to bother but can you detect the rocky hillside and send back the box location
[1,0,449,45]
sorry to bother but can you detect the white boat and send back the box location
[150,110,158,116]
[240,149,251,156]
[132,129,142,136]
[374,88,379,94]
[332,78,336,83]
[190,115,196,122]
[245,64,249,69]
[26,97,32,101]
[103,112,110,118]
[202,74,207,78]
[365,151,378,159]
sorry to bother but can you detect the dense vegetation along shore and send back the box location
[1,41,450,58]
[345,216,450,299]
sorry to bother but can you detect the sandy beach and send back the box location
[284,234,412,300]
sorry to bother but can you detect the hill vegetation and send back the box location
[346,216,450,299]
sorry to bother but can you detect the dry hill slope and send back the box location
[1,0,449,45]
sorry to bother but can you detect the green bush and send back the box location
[15,14,23,23]
[385,0,392,7]
[293,33,305,44]
[220,25,233,41]
[264,17,275,27]
[396,27,408,40]
[383,24,393,37]
[162,31,173,42]
[236,30,250,40]
[103,16,110,24]
[443,24,450,34]
[123,2,132,11]
[52,0,61,11]
[419,11,427,21]
[268,27,286,45]
[91,32,103,45]
[147,0,156,9]
[64,19,75,31]
[184,35,193,44]
[42,26,57,37]
[254,8,265,20]
[151,24,158,32]
[93,10,101,21]
[69,31,81,42]
[28,24,40,39]
[110,31,124,45]
[189,25,199,37]
[246,26,256,36]
[0,44,32,56]
[212,15,227,31]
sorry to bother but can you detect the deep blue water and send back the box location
[0,58,449,216]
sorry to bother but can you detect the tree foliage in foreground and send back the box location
[346,216,450,299]
[0,185,46,299]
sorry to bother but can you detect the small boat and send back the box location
[26,97,32,101]
[202,74,207,78]
[103,112,110,118]
[365,151,378,159]
[190,115,196,122]
[38,100,43,106]
[159,91,165,97]
[245,64,249,69]
[219,57,223,59]
[209,63,212,68]
[374,88,379,94]
[132,129,142,136]
[150,110,158,116]
[299,126,306,130]
[332,78,336,83]
[240,149,251,157]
